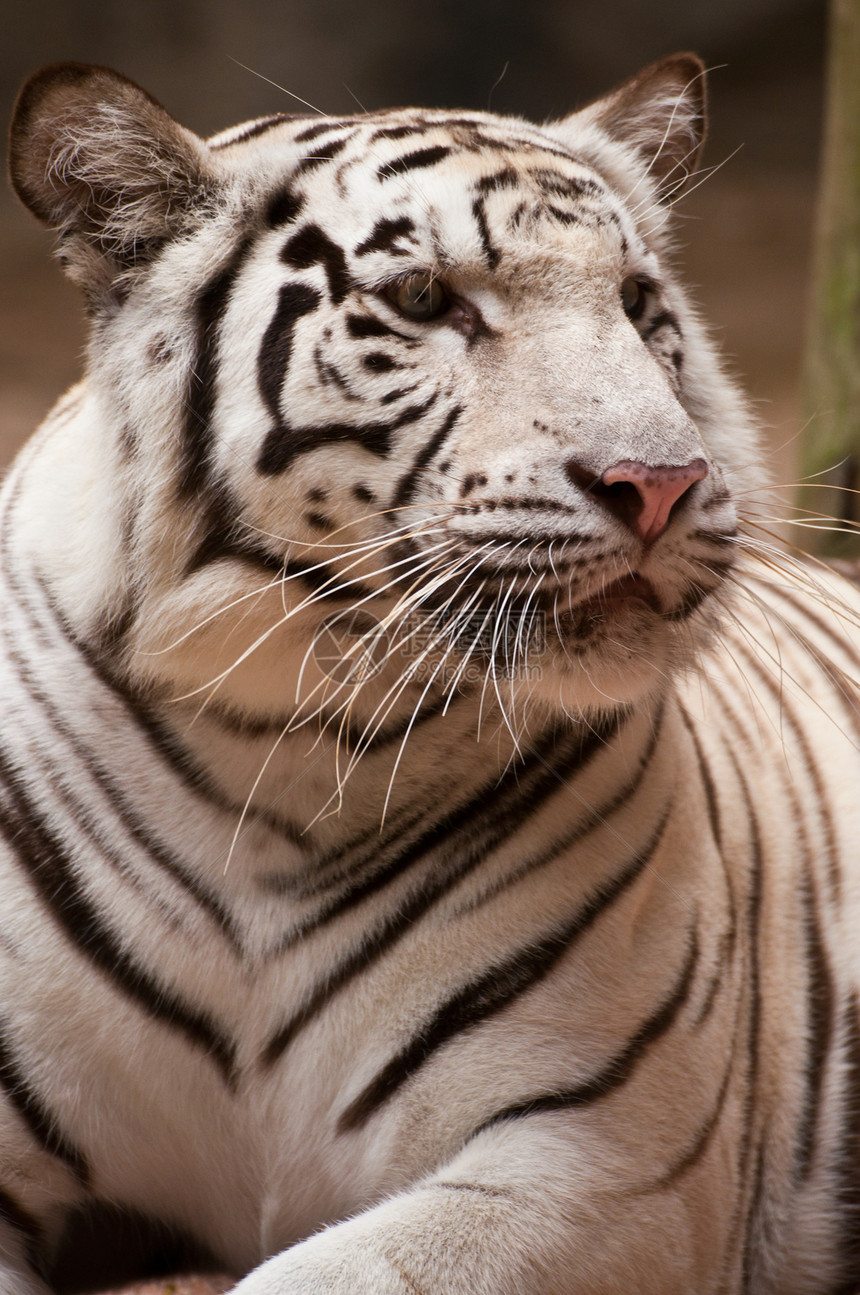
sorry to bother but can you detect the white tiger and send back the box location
[3,52,860,1295]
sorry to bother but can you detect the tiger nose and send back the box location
[566,457,709,544]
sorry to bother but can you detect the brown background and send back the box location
[2,0,827,488]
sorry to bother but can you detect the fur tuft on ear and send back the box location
[8,63,216,297]
[551,53,707,204]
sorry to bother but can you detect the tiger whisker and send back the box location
[286,542,481,745]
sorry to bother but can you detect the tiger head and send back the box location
[9,56,759,741]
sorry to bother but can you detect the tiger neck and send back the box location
[143,685,671,869]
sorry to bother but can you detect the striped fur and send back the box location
[3,54,860,1294]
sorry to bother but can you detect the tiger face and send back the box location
[10,58,759,735]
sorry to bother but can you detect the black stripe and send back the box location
[362,352,403,373]
[532,170,604,202]
[773,582,860,680]
[210,114,297,149]
[741,1132,768,1292]
[0,1024,90,1184]
[473,923,698,1136]
[472,196,500,269]
[677,706,723,851]
[545,205,586,227]
[266,185,305,228]
[257,392,439,477]
[642,310,681,343]
[457,703,665,912]
[368,124,427,142]
[647,1025,737,1191]
[262,714,621,1066]
[794,861,836,1183]
[257,280,323,427]
[0,747,238,1087]
[4,633,242,950]
[10,562,307,845]
[380,383,418,405]
[731,635,842,899]
[377,145,452,179]
[179,237,255,498]
[294,119,354,143]
[726,750,765,1293]
[180,468,247,575]
[476,168,520,193]
[391,405,462,508]
[313,347,358,398]
[286,707,623,905]
[282,223,352,304]
[279,553,376,604]
[346,312,413,341]
[355,216,416,258]
[337,804,669,1131]
[831,995,860,1293]
[294,135,350,174]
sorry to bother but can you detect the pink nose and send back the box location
[567,457,709,544]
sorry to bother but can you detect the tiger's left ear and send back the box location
[548,53,707,203]
[8,63,217,300]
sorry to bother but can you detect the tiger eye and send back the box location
[386,273,449,322]
[620,275,648,321]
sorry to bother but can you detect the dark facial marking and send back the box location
[369,123,426,142]
[294,119,354,143]
[532,170,603,201]
[282,224,352,305]
[354,215,417,258]
[257,393,439,476]
[257,281,322,425]
[347,313,414,342]
[642,310,681,343]
[294,135,351,175]
[313,347,358,398]
[377,145,452,180]
[381,385,419,405]
[472,197,500,269]
[266,186,305,228]
[306,511,334,531]
[180,236,255,498]
[476,167,520,193]
[362,352,401,372]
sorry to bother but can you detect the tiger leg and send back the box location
[233,1121,732,1295]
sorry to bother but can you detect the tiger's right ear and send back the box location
[8,63,216,298]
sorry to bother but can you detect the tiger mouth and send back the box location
[572,573,662,617]
[553,574,664,642]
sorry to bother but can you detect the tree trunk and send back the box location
[801,0,860,554]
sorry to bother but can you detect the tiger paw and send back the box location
[232,1238,409,1295]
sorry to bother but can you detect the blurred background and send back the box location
[2,0,827,483]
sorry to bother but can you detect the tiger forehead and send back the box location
[252,118,626,266]
[295,116,613,206]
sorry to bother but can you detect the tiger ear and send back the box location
[549,53,707,203]
[8,63,216,298]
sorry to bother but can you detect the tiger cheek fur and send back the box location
[3,52,860,1295]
